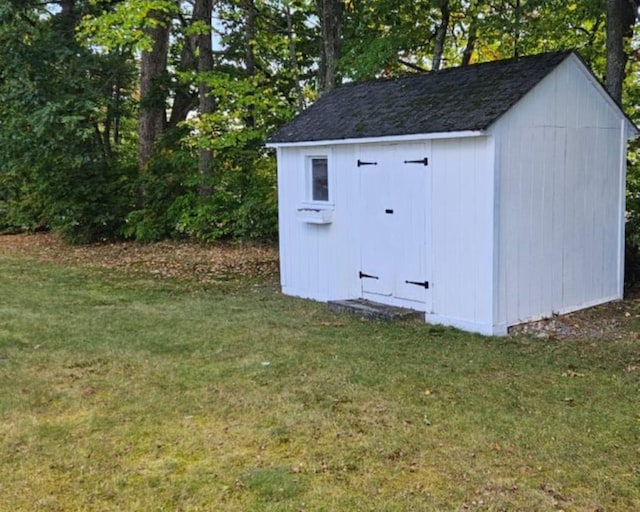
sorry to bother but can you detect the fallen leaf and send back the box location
[562,370,585,377]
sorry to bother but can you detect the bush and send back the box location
[123,144,278,243]
[625,147,640,291]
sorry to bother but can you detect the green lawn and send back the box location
[0,255,639,511]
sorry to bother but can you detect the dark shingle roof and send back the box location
[268,51,572,143]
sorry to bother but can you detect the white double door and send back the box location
[359,142,431,310]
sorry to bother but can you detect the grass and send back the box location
[0,255,639,511]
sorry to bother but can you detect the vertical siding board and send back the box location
[279,148,300,290]
[494,125,505,324]
[561,130,578,308]
[432,141,449,315]
[430,137,493,328]
[588,123,605,301]
[502,122,521,323]
[550,127,566,313]
[617,121,628,298]
[333,145,356,298]
[539,127,555,314]
[461,141,473,316]
[494,125,507,325]
[474,138,494,324]
[492,133,504,328]
[609,125,625,298]
[515,125,529,320]
[276,148,288,287]
[529,127,546,319]
[432,141,449,316]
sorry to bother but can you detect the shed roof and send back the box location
[268,51,573,144]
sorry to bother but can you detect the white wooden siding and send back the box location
[492,57,626,328]
[428,136,496,334]
[278,145,362,302]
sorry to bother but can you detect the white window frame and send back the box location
[304,154,333,206]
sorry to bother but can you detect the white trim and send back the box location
[617,118,628,298]
[305,154,331,203]
[427,314,506,336]
[361,292,427,312]
[267,130,486,148]
[282,286,333,303]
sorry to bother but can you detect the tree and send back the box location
[0,0,136,241]
[138,6,172,177]
[195,0,215,196]
[432,0,450,70]
[606,0,638,102]
[317,0,342,93]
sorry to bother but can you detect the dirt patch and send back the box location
[0,232,278,284]
[508,296,640,341]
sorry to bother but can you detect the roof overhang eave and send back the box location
[265,130,487,148]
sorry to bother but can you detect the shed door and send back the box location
[359,142,431,309]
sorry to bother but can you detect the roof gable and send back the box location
[269,51,572,144]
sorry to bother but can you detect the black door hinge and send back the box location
[359,271,379,280]
[357,159,378,167]
[405,280,429,289]
[404,157,429,166]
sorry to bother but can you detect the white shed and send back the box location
[266,51,638,335]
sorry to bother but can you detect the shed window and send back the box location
[310,157,329,202]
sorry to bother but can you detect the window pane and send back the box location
[311,158,328,201]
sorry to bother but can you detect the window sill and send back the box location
[296,207,333,224]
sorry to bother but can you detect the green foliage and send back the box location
[170,153,278,242]
[78,0,180,52]
[121,136,194,242]
[625,142,640,288]
[122,143,278,243]
[0,2,138,242]
[117,151,278,245]
[341,0,608,79]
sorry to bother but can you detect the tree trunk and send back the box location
[432,0,450,70]
[606,0,637,103]
[60,0,75,21]
[195,0,215,197]
[243,0,257,78]
[316,0,342,94]
[168,32,198,130]
[57,0,77,35]
[138,9,171,178]
[512,0,521,58]
[285,4,305,112]
[243,0,257,129]
[461,11,477,66]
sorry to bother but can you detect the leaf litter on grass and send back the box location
[0,233,278,284]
